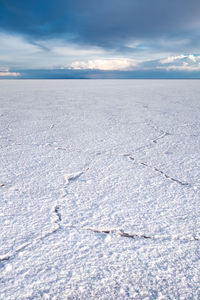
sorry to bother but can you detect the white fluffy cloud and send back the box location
[165,62,200,71]
[0,72,20,77]
[66,55,200,72]
[160,55,186,64]
[0,67,20,77]
[68,59,138,71]
[188,54,197,62]
[158,54,200,72]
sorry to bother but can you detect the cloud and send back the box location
[0,71,20,77]
[1,1,200,77]
[7,52,200,78]
[0,66,20,77]
[157,54,200,72]
[66,54,200,73]
[1,0,200,52]
[165,63,200,72]
[12,66,200,79]
[160,55,186,64]
[0,67,9,72]
[0,32,113,69]
[160,54,200,64]
[68,59,138,71]
[188,54,197,62]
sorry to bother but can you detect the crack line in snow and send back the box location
[54,205,62,223]
[152,132,171,144]
[64,170,87,185]
[1,204,199,270]
[2,147,193,268]
[85,228,200,242]
[64,225,200,242]
[52,207,200,242]
[0,255,10,262]
[86,228,151,239]
[1,156,94,268]
[127,156,194,187]
[61,158,99,197]
[0,227,61,269]
[51,206,152,240]
[145,122,172,144]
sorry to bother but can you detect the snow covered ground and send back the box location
[0,79,200,299]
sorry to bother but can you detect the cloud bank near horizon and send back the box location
[2,54,200,79]
[67,55,200,72]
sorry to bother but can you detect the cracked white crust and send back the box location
[0,79,200,299]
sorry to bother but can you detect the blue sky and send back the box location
[1,0,200,78]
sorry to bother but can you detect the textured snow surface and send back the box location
[0,80,200,299]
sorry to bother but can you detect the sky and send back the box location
[1,0,200,78]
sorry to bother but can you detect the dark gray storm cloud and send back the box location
[1,0,200,49]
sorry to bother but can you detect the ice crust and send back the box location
[0,80,200,299]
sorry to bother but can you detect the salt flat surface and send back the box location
[0,80,200,299]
